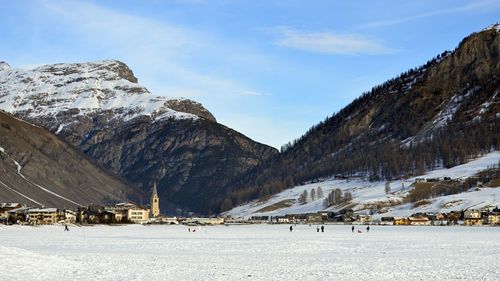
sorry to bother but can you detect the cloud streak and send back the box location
[359,0,500,29]
[274,27,394,55]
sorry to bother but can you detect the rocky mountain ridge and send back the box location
[0,60,277,214]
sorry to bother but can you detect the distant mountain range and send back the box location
[0,60,276,213]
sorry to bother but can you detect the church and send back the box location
[150,181,160,218]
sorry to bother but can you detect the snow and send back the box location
[483,23,500,32]
[0,224,497,281]
[0,60,198,125]
[0,146,82,207]
[227,152,500,218]
[0,179,43,206]
[11,159,22,173]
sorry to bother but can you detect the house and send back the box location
[127,206,150,224]
[409,216,430,226]
[429,213,448,226]
[276,216,290,223]
[357,215,372,224]
[64,210,77,224]
[307,213,323,223]
[393,217,410,225]
[249,216,270,223]
[485,213,500,225]
[447,211,462,225]
[380,217,394,225]
[160,217,179,224]
[28,208,59,225]
[191,217,225,225]
[464,210,482,226]
[6,207,30,224]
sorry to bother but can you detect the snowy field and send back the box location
[0,224,498,281]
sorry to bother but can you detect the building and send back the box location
[127,206,150,224]
[464,210,482,226]
[307,213,323,223]
[485,213,500,225]
[393,217,410,225]
[409,216,430,226]
[184,217,224,225]
[357,215,372,224]
[64,210,77,224]
[150,181,160,218]
[28,208,59,225]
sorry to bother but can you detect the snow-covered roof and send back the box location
[28,208,58,213]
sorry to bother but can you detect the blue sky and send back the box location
[1,0,499,148]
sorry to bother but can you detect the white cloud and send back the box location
[359,0,500,29]
[274,27,393,55]
[37,0,267,101]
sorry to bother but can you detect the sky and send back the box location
[0,0,499,148]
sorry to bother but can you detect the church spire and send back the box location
[150,180,160,218]
[152,181,158,197]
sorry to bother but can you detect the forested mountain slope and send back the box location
[220,24,500,213]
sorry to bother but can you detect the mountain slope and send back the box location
[0,60,277,214]
[222,24,500,212]
[226,152,500,219]
[0,110,138,208]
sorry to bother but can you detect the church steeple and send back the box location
[150,181,160,218]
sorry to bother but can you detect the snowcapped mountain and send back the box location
[226,152,500,219]
[0,60,214,126]
[0,59,276,214]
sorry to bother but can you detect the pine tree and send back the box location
[310,188,316,201]
[385,181,391,194]
[317,186,324,198]
[298,190,308,204]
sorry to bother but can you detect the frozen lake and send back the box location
[0,224,498,280]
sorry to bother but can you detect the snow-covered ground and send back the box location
[0,224,498,281]
[227,152,500,219]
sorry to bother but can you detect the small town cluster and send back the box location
[0,182,223,226]
[250,207,500,226]
[1,182,499,227]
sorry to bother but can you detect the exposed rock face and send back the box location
[0,110,139,208]
[0,60,277,213]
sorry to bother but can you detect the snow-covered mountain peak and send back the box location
[0,61,11,72]
[0,60,214,126]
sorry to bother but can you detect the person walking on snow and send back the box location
[290,225,293,232]
[316,226,320,232]
[366,226,370,233]
[64,225,69,231]
[352,225,355,233]
[321,225,324,232]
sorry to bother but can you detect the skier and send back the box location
[289,225,293,232]
[366,226,370,233]
[64,225,69,231]
[351,225,355,233]
[321,225,324,232]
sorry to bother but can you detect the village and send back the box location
[1,200,498,227]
